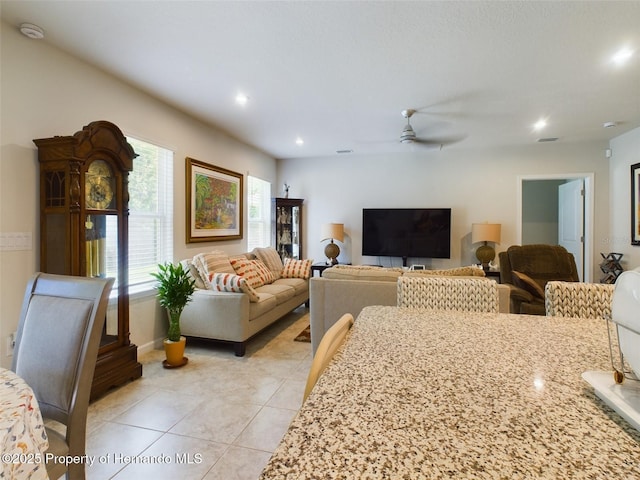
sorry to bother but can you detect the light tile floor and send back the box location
[84,306,311,480]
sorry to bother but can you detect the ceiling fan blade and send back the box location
[413,133,468,148]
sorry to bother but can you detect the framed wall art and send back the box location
[632,162,640,246]
[186,157,243,243]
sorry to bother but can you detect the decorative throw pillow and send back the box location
[404,266,486,277]
[207,272,260,302]
[229,255,264,288]
[251,259,275,285]
[282,258,313,280]
[192,250,234,289]
[512,271,545,299]
[179,259,206,290]
[253,247,284,279]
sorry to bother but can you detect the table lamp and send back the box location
[321,223,344,265]
[472,223,501,271]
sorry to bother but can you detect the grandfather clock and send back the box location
[34,121,142,399]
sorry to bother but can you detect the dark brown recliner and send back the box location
[499,244,579,315]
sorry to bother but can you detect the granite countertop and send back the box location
[261,306,640,479]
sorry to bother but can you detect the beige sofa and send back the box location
[310,265,510,354]
[179,248,310,356]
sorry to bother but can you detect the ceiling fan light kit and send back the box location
[20,23,45,39]
[400,125,416,144]
[400,108,446,150]
[400,109,417,144]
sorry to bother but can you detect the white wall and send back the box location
[1,18,631,368]
[609,126,640,270]
[278,141,610,277]
[0,21,276,367]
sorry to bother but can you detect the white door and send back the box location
[558,179,584,281]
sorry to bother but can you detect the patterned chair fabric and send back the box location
[544,281,614,320]
[397,276,499,313]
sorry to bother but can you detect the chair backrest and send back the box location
[303,313,354,403]
[397,276,499,313]
[499,244,579,288]
[545,280,614,320]
[11,273,113,452]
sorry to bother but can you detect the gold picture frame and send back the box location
[632,162,640,246]
[186,157,243,243]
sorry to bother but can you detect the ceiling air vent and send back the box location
[537,137,559,143]
[336,149,353,154]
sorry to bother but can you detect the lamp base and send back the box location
[324,241,340,265]
[476,243,495,271]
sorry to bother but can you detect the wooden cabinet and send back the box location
[34,121,142,400]
[272,198,303,261]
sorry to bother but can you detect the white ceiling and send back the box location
[1,1,639,160]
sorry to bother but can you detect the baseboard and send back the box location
[137,337,165,356]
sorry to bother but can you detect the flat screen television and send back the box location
[362,208,451,265]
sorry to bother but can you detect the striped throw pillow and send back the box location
[282,258,313,280]
[192,251,234,288]
[252,247,284,279]
[208,273,260,302]
[229,256,264,288]
[252,259,275,285]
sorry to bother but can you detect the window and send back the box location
[247,176,271,251]
[126,137,174,292]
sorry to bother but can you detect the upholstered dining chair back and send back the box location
[303,313,354,403]
[545,281,614,320]
[397,276,499,313]
[12,273,113,480]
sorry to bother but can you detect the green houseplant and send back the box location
[152,262,196,367]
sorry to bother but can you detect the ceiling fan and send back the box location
[399,108,465,149]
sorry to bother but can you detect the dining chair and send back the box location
[397,276,500,313]
[11,273,114,480]
[303,313,354,403]
[544,280,614,320]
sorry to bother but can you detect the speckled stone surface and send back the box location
[260,306,640,479]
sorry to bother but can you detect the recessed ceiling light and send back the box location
[295,137,304,146]
[235,93,249,106]
[533,119,547,131]
[612,47,634,66]
[19,23,44,40]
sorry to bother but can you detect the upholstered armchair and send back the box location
[499,244,579,315]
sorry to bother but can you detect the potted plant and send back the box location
[151,262,196,368]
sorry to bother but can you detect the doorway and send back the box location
[517,174,594,282]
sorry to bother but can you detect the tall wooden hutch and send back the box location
[34,121,142,399]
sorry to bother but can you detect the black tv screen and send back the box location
[362,208,451,262]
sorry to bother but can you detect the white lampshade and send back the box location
[321,223,344,243]
[471,223,501,244]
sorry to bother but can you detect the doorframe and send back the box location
[516,173,594,283]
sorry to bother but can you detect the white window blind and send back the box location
[247,176,271,251]
[126,137,174,290]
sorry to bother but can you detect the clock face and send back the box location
[85,160,114,210]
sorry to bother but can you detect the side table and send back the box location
[311,263,332,277]
[484,270,501,282]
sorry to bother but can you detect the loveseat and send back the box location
[179,247,310,356]
[310,265,510,354]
